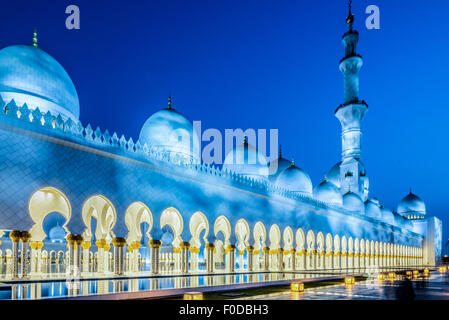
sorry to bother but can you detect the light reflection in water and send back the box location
[1,271,340,300]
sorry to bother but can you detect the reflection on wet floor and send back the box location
[0,271,342,300]
[243,272,449,300]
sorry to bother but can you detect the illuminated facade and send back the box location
[0,10,442,281]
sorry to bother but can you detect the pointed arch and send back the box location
[125,202,153,243]
[160,207,184,246]
[283,227,294,251]
[214,215,231,245]
[235,218,250,251]
[189,211,209,248]
[82,195,117,242]
[28,187,71,242]
[253,221,267,249]
[269,224,281,249]
[295,228,305,250]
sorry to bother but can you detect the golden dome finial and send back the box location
[291,156,295,166]
[168,96,172,109]
[346,0,354,25]
[32,29,38,48]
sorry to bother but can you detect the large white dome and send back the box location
[365,198,381,219]
[313,178,342,205]
[275,161,312,196]
[223,138,269,180]
[327,161,342,188]
[268,148,291,182]
[380,205,395,225]
[343,191,364,213]
[0,44,80,121]
[139,100,200,164]
[397,190,426,217]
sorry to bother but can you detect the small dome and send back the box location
[49,224,66,242]
[313,178,342,205]
[343,191,364,213]
[268,147,291,182]
[380,205,395,225]
[0,44,80,121]
[327,161,341,188]
[397,190,426,217]
[365,198,382,219]
[275,161,312,196]
[139,99,200,164]
[223,138,269,180]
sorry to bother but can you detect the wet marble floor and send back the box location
[243,272,449,300]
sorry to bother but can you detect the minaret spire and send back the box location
[32,29,38,48]
[346,0,354,30]
[167,96,172,109]
[335,1,369,201]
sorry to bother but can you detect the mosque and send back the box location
[0,6,442,281]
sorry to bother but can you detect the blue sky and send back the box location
[1,0,449,252]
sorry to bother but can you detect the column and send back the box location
[189,247,199,272]
[67,234,76,269]
[263,247,270,271]
[81,241,91,274]
[226,245,236,273]
[238,249,244,271]
[95,239,106,274]
[246,246,254,272]
[180,241,190,274]
[291,249,296,270]
[278,249,284,271]
[75,236,83,275]
[9,231,21,279]
[104,243,111,273]
[149,240,161,275]
[20,231,31,279]
[205,243,214,273]
[112,237,126,276]
[29,241,43,277]
[131,241,140,273]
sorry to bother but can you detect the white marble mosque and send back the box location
[0,7,442,281]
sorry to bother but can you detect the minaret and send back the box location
[335,1,369,200]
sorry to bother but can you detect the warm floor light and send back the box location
[406,271,412,276]
[423,268,429,275]
[184,292,204,300]
[413,270,419,275]
[377,273,385,280]
[439,266,447,272]
[388,272,396,279]
[291,282,304,292]
[344,276,355,285]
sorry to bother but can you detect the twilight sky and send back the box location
[1,0,448,252]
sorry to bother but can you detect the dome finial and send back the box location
[32,29,38,48]
[291,156,295,166]
[346,0,354,27]
[324,174,327,182]
[279,144,282,158]
[168,96,172,109]
[409,187,413,194]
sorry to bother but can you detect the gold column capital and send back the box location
[81,241,91,250]
[148,239,162,249]
[10,230,23,243]
[112,237,127,248]
[180,241,190,249]
[95,239,107,249]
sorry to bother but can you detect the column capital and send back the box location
[20,231,32,243]
[263,247,270,253]
[95,239,107,249]
[29,241,44,250]
[205,243,215,249]
[180,241,190,249]
[112,237,127,248]
[81,241,91,250]
[246,246,254,252]
[148,239,161,248]
[9,230,22,243]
